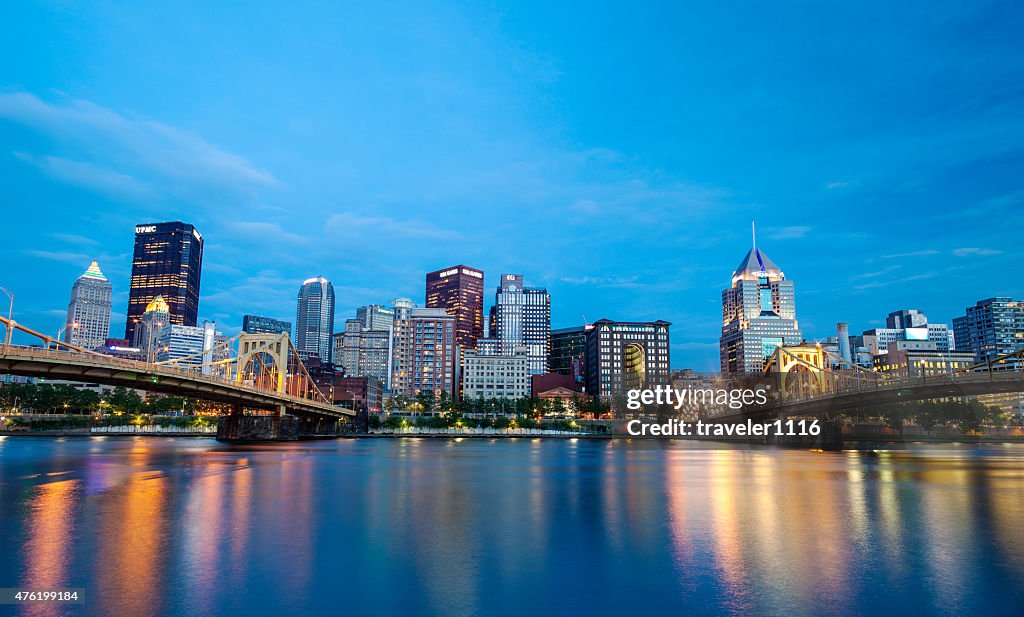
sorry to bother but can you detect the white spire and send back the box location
[752,220,757,251]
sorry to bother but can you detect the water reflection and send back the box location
[0,438,1023,617]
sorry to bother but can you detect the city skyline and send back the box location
[2,2,1023,370]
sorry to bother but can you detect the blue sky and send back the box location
[1,1,1022,370]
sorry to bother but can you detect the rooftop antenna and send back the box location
[752,220,757,251]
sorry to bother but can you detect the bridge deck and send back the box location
[0,346,353,418]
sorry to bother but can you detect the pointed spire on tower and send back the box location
[752,221,757,251]
[82,260,107,280]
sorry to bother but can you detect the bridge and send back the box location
[707,343,1024,425]
[0,315,354,441]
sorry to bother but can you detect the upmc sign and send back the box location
[135,225,157,234]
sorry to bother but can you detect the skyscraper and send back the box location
[488,274,550,374]
[295,276,335,364]
[425,265,484,350]
[390,307,456,400]
[65,260,112,350]
[953,297,1024,363]
[719,229,803,373]
[125,221,204,342]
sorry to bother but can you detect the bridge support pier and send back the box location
[217,415,299,442]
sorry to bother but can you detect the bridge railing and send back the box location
[0,345,343,412]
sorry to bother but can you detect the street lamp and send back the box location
[0,286,13,353]
[54,322,78,350]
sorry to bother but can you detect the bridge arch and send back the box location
[237,332,290,393]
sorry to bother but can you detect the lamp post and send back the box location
[54,322,78,350]
[0,286,13,353]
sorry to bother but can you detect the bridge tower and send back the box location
[236,332,290,394]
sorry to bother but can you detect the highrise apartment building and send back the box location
[953,297,1024,363]
[391,307,456,399]
[125,221,203,342]
[65,260,112,350]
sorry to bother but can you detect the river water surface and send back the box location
[1,437,1023,616]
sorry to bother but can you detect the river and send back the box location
[1,436,1022,616]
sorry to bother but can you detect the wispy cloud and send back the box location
[953,247,1003,257]
[25,250,93,266]
[881,249,940,259]
[325,212,462,240]
[853,273,937,291]
[228,221,308,245]
[52,233,99,246]
[0,91,278,199]
[825,181,850,190]
[14,151,152,201]
[559,275,643,288]
[764,225,811,240]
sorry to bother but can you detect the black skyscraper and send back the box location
[125,221,204,342]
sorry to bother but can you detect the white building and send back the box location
[461,346,531,401]
[156,322,230,374]
[64,260,112,350]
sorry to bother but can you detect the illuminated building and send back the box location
[133,295,170,360]
[390,307,456,401]
[461,346,530,401]
[125,221,203,342]
[295,276,335,364]
[719,229,802,373]
[953,297,1024,363]
[584,319,671,400]
[155,321,230,374]
[860,309,955,355]
[332,319,392,388]
[487,274,550,374]
[64,260,112,350]
[242,314,292,335]
[425,264,484,350]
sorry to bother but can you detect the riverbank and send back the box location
[4,429,1024,444]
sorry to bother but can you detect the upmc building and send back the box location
[125,221,204,343]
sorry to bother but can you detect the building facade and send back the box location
[133,295,171,361]
[155,322,230,374]
[461,346,531,401]
[331,320,392,388]
[426,265,484,350]
[861,309,956,356]
[390,307,457,399]
[953,297,1024,363]
[549,325,589,383]
[719,240,803,373]
[356,304,394,331]
[65,260,112,350]
[584,319,671,400]
[487,274,550,375]
[242,314,292,336]
[125,221,203,342]
[295,276,335,364]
